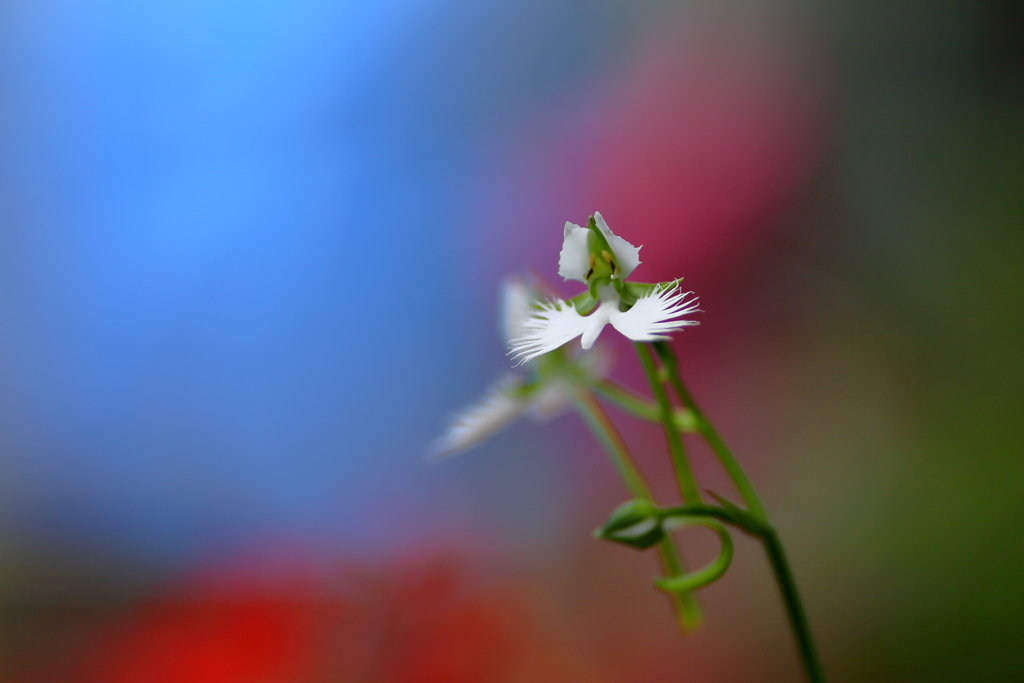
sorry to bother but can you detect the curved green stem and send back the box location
[635,343,702,504]
[658,503,768,538]
[573,391,703,630]
[652,342,824,681]
[655,537,703,631]
[653,341,766,521]
[654,517,733,595]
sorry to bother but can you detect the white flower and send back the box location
[508,285,700,366]
[509,212,700,366]
[430,276,614,458]
[428,376,528,459]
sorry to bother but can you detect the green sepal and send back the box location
[623,278,684,303]
[594,499,664,550]
[583,215,619,296]
[586,215,612,253]
[616,280,638,306]
[586,262,614,299]
[569,290,598,315]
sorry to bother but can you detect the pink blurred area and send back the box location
[580,21,822,285]
[473,8,824,299]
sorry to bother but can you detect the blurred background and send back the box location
[0,0,1021,681]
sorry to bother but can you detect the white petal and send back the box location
[593,212,641,279]
[558,222,591,283]
[499,277,534,343]
[428,377,527,458]
[579,300,614,349]
[508,298,591,365]
[608,286,701,342]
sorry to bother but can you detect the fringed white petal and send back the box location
[428,377,527,459]
[608,286,701,342]
[508,298,591,366]
[558,222,591,283]
[594,212,641,279]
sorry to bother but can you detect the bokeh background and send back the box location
[1,0,1021,681]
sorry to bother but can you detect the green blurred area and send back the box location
[774,1,1024,679]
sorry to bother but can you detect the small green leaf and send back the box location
[594,499,664,550]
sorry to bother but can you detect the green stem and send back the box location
[635,343,702,504]
[591,379,660,422]
[762,528,826,683]
[592,379,699,432]
[573,391,703,630]
[574,391,651,501]
[656,538,703,631]
[653,342,766,521]
[652,342,824,681]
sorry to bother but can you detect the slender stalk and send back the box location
[762,529,826,683]
[653,342,766,521]
[591,379,661,422]
[592,379,699,432]
[635,343,702,504]
[573,391,651,501]
[652,342,825,681]
[656,538,703,631]
[573,391,702,630]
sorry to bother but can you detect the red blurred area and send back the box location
[370,560,528,683]
[20,555,593,683]
[72,590,342,683]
